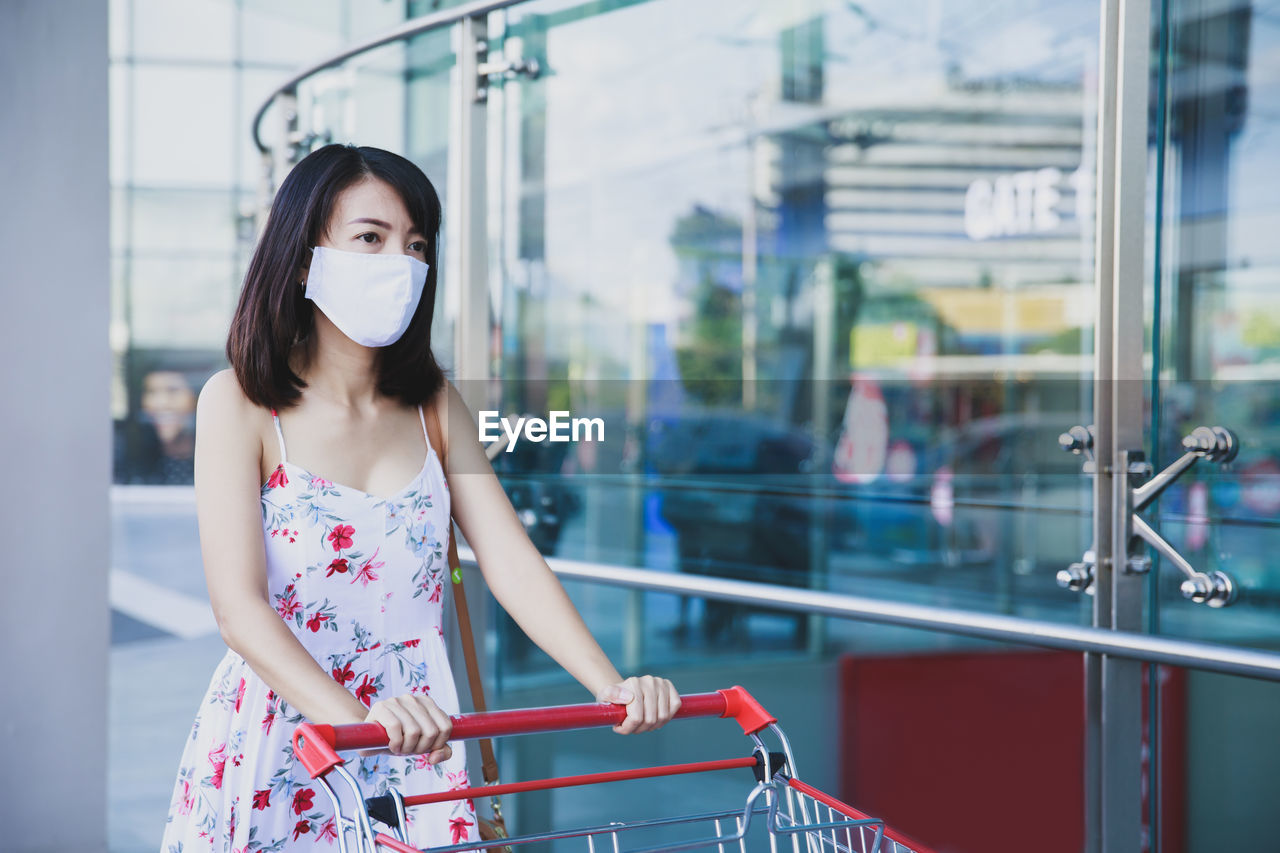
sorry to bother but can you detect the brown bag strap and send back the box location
[426,402,501,785]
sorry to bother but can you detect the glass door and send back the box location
[1149,0,1280,848]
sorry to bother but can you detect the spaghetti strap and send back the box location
[270,408,288,464]
[417,404,432,453]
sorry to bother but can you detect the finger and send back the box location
[618,681,644,735]
[419,697,454,756]
[597,684,634,705]
[652,680,671,730]
[399,696,441,755]
[642,676,661,731]
[428,744,454,766]
[371,703,409,755]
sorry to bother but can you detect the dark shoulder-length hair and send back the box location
[227,144,447,410]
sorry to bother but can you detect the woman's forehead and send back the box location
[331,178,418,231]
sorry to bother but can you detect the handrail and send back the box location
[251,0,531,154]
[456,546,1280,682]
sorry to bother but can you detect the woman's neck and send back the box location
[295,320,383,410]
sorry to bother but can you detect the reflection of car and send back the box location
[490,431,582,662]
[648,413,819,645]
[490,431,580,556]
[833,413,1092,588]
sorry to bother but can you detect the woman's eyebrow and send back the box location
[346,216,423,235]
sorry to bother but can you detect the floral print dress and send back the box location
[161,406,478,852]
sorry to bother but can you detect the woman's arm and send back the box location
[436,382,679,733]
[195,370,453,758]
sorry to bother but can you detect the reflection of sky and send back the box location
[510,0,1101,369]
[1228,6,1280,270]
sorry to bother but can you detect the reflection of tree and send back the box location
[669,205,744,406]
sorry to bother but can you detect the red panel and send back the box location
[839,651,1085,853]
[838,652,1186,853]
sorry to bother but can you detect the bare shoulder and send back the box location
[196,369,266,459]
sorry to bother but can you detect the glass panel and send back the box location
[127,253,237,348]
[132,0,235,62]
[1153,1,1280,848]
[1154,0,1280,649]
[491,0,1099,639]
[131,66,236,186]
[110,64,130,185]
[130,188,238,252]
[486,4,1099,848]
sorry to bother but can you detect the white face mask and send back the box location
[304,246,429,348]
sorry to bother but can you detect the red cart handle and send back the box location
[294,686,775,779]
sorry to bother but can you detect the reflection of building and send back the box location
[819,82,1091,358]
[108,0,415,483]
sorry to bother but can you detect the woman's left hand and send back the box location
[596,675,681,734]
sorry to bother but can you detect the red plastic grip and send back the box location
[292,687,777,777]
[293,723,345,779]
[717,685,776,735]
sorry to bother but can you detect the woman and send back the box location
[161,144,680,851]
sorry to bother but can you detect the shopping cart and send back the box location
[293,685,933,853]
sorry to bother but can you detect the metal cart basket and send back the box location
[294,686,933,853]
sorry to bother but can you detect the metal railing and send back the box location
[458,546,1280,683]
[250,0,529,155]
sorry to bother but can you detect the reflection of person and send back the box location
[114,365,202,484]
[140,369,197,473]
[161,145,680,851]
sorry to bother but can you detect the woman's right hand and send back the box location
[364,694,454,762]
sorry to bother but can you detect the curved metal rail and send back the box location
[250,0,530,153]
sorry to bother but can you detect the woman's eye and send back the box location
[409,240,427,253]
[356,232,379,244]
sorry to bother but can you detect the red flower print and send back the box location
[292,819,312,841]
[427,581,442,603]
[449,816,474,844]
[275,586,301,620]
[327,524,355,551]
[286,529,298,543]
[331,661,355,685]
[413,754,431,770]
[318,817,338,843]
[326,558,349,577]
[292,787,315,815]
[208,743,227,790]
[447,769,469,790]
[261,712,275,734]
[234,678,246,712]
[351,549,384,587]
[403,638,420,648]
[251,788,271,810]
[177,780,192,816]
[267,464,289,489]
[355,674,379,707]
[306,611,329,632]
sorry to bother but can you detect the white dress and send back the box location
[160,406,478,852]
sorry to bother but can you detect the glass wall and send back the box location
[1151,0,1280,847]
[478,2,1100,849]
[109,0,410,485]
[485,0,1099,672]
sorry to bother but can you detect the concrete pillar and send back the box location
[0,2,110,851]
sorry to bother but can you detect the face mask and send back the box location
[304,246,429,347]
